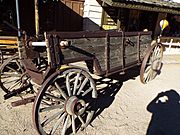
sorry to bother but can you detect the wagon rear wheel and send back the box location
[0,54,26,93]
[140,43,163,84]
[33,68,97,135]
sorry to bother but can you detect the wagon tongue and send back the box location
[4,83,33,100]
[11,96,35,107]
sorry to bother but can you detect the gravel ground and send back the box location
[0,56,180,135]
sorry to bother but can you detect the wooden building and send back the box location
[0,0,35,36]
[39,0,84,32]
[0,0,179,38]
[83,0,180,38]
[0,0,85,36]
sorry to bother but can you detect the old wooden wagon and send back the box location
[0,30,163,135]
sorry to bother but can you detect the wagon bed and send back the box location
[45,30,152,77]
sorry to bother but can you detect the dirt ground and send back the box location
[0,56,180,135]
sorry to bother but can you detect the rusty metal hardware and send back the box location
[125,38,135,47]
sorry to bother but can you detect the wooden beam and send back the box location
[0,40,17,45]
[34,0,39,38]
[101,0,180,15]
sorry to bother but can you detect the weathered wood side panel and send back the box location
[139,34,152,59]
[61,37,106,70]
[109,37,123,69]
[109,34,151,72]
[124,36,138,66]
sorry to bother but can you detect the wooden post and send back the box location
[34,0,39,38]
[15,0,21,37]
[105,33,110,75]
[117,9,121,30]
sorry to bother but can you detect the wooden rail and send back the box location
[0,36,18,63]
[160,37,180,54]
[0,36,18,49]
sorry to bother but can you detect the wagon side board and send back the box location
[45,31,152,76]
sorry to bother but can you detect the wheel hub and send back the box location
[65,96,86,116]
[152,60,161,71]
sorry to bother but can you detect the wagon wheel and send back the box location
[0,54,24,93]
[33,68,97,135]
[140,43,163,84]
[0,54,27,93]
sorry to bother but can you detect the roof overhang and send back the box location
[101,0,180,15]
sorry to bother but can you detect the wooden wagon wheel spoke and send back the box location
[77,115,85,127]
[140,43,163,84]
[82,87,93,97]
[73,72,81,95]
[66,74,72,96]
[144,69,157,83]
[7,79,21,90]
[41,99,53,106]
[1,73,22,78]
[144,65,151,73]
[77,78,89,95]
[61,115,70,135]
[85,111,94,125]
[2,78,20,84]
[144,69,153,82]
[50,112,67,135]
[44,93,65,102]
[71,115,76,134]
[41,109,64,127]
[14,59,24,72]
[147,69,157,82]
[152,45,162,61]
[33,68,97,135]
[40,104,64,112]
[155,46,161,56]
[3,65,21,73]
[55,82,67,99]
[41,97,64,107]
[152,46,159,57]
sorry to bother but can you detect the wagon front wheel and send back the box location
[140,43,163,84]
[33,68,97,135]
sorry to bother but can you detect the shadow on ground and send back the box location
[146,89,180,135]
[108,65,141,82]
[91,66,141,123]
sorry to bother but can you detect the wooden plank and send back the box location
[0,40,18,45]
[139,34,152,60]
[124,36,138,65]
[0,36,18,40]
[0,36,18,49]
[160,37,180,54]
[0,45,18,49]
[61,37,106,71]
[109,36,123,69]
